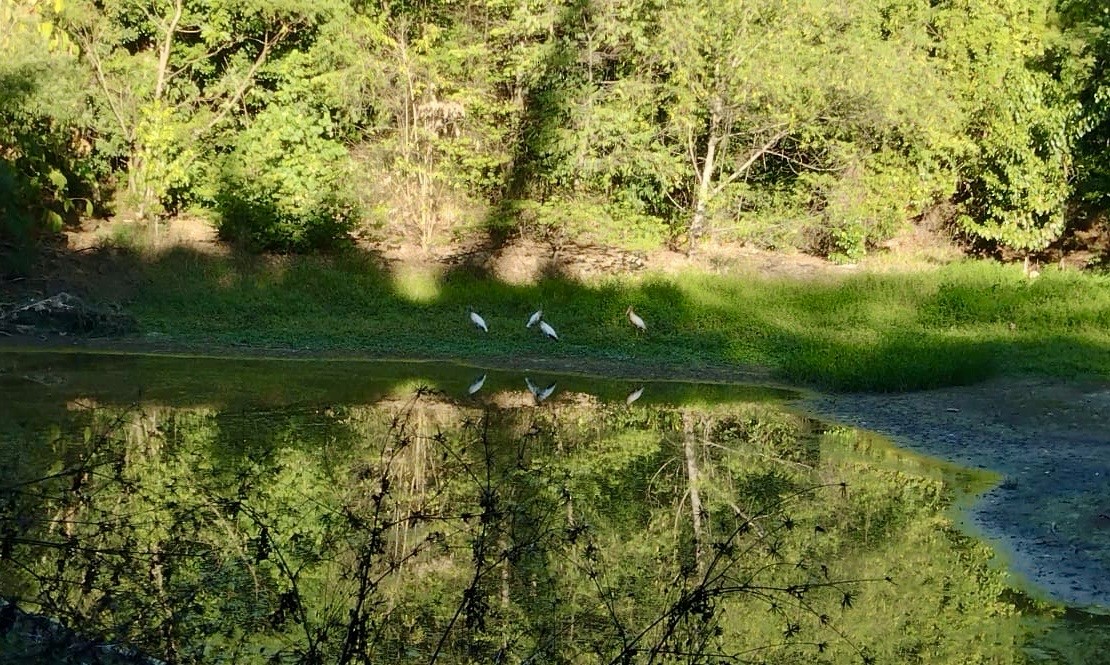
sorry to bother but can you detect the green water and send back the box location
[0,351,1103,664]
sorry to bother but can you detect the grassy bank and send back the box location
[120,247,1110,391]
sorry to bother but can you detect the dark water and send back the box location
[0,351,1103,664]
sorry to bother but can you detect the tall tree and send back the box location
[0,0,99,250]
[1059,0,1110,212]
[58,0,346,217]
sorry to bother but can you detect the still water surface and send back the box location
[0,351,1104,663]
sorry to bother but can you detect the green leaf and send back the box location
[47,169,67,190]
[44,210,63,231]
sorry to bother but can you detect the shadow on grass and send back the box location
[35,241,1108,393]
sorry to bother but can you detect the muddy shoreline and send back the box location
[801,378,1110,612]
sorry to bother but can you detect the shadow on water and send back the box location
[0,351,1107,663]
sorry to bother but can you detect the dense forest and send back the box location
[2,0,1110,259]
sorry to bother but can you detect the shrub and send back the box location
[215,105,359,252]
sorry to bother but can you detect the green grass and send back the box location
[124,247,1110,391]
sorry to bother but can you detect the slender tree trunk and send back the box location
[153,0,183,102]
[688,111,721,256]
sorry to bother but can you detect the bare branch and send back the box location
[74,27,133,142]
[164,41,241,90]
[711,127,790,197]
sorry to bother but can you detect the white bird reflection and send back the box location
[537,382,557,402]
[625,386,645,405]
[525,376,557,403]
[467,373,487,395]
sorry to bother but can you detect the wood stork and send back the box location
[526,309,543,328]
[626,306,646,332]
[467,373,487,395]
[538,319,559,341]
[468,307,489,332]
[625,386,645,405]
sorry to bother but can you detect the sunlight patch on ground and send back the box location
[391,266,442,304]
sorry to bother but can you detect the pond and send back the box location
[0,350,1105,664]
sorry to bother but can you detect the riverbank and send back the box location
[3,236,1109,392]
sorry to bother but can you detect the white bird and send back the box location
[525,376,539,397]
[625,386,645,405]
[626,306,646,332]
[538,319,559,341]
[467,374,487,395]
[468,308,488,333]
[526,309,543,328]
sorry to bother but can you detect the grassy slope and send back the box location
[127,247,1110,391]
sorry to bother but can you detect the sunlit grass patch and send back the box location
[391,266,441,304]
[124,249,1110,392]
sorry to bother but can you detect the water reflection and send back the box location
[0,351,1100,663]
[626,386,645,406]
[524,376,557,404]
[0,350,797,414]
[466,373,486,395]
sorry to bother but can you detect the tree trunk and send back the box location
[687,116,720,256]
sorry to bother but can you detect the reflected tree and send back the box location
[0,392,1023,664]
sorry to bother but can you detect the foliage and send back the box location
[1059,0,1110,210]
[939,0,1075,252]
[0,0,102,254]
[5,0,1110,255]
[1,393,1074,663]
[342,10,516,248]
[54,0,346,217]
[214,105,358,251]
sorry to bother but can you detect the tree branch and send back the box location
[199,24,292,135]
[153,0,184,101]
[711,127,790,197]
[76,28,133,142]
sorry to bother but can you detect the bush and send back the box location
[215,105,359,252]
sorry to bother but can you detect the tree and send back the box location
[57,0,346,217]
[937,0,1076,254]
[343,7,515,249]
[0,0,100,253]
[214,104,357,251]
[1059,0,1110,212]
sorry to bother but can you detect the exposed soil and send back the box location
[49,215,944,289]
[800,378,1110,612]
